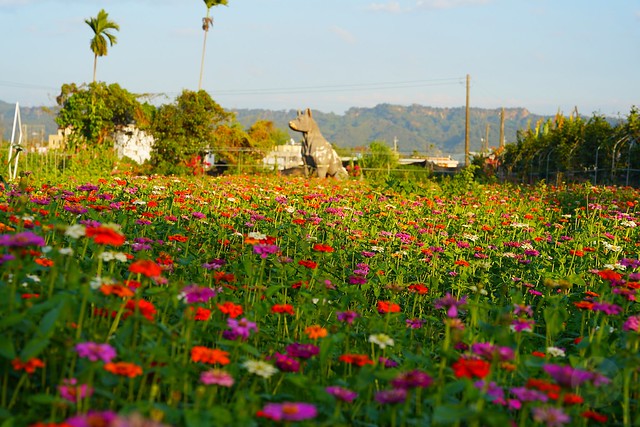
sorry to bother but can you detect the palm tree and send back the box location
[85,9,120,83]
[199,0,229,90]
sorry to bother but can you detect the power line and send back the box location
[211,77,465,96]
[0,80,58,91]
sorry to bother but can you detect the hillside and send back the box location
[0,100,59,143]
[1,99,547,156]
[231,104,546,157]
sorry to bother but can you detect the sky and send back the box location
[1,0,639,117]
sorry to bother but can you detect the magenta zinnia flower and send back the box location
[65,410,118,427]
[434,293,467,318]
[390,369,433,389]
[326,386,358,402]
[0,231,46,248]
[543,364,594,388]
[375,388,408,404]
[58,378,93,403]
[180,284,217,304]
[261,402,317,422]
[227,317,258,339]
[74,342,117,363]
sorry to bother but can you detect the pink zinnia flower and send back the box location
[200,369,234,387]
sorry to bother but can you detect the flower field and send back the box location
[1,174,639,427]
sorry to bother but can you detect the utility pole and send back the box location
[465,74,470,167]
[499,107,505,149]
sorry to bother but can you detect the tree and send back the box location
[56,82,152,149]
[150,90,233,175]
[85,9,120,83]
[199,0,229,90]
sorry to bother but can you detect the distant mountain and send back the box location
[0,100,59,142]
[1,99,548,156]
[231,104,548,156]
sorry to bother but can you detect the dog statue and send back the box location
[289,109,348,179]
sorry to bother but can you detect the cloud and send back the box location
[415,0,492,10]
[366,2,403,13]
[330,26,357,44]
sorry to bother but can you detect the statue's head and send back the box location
[289,108,316,133]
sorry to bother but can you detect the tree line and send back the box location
[474,108,640,185]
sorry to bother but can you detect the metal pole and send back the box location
[594,145,601,185]
[546,148,554,183]
[626,139,636,186]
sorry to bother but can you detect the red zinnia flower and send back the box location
[298,259,318,269]
[597,269,623,281]
[129,259,162,278]
[581,410,608,423]
[85,225,126,246]
[313,243,334,253]
[339,354,374,367]
[12,357,45,374]
[124,299,157,321]
[452,357,490,379]
[377,300,401,314]
[272,304,295,315]
[408,284,429,294]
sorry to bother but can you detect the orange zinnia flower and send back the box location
[191,346,230,365]
[100,284,135,298]
[129,259,162,278]
[217,301,243,318]
[35,258,54,267]
[304,325,328,339]
[85,225,126,246]
[104,361,143,378]
[168,234,188,243]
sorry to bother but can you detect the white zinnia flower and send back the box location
[65,224,86,239]
[242,360,278,378]
[546,346,566,358]
[368,333,394,349]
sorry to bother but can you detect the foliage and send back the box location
[149,90,233,175]
[55,82,153,150]
[499,106,639,185]
[361,140,399,181]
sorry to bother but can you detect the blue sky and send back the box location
[1,0,638,117]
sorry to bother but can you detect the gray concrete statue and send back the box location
[289,109,349,179]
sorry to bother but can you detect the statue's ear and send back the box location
[297,110,301,115]
[306,108,312,118]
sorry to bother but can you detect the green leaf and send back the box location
[19,337,50,360]
[0,313,25,330]
[0,338,16,360]
[432,404,472,425]
[240,342,261,357]
[38,303,65,337]
[184,409,212,427]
